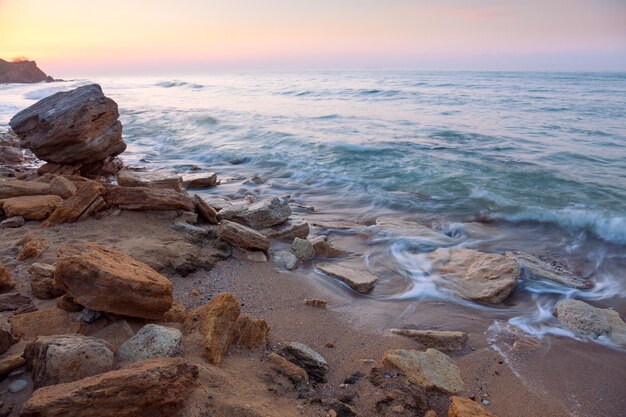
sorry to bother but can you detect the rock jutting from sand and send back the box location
[54,242,174,320]
[390,329,468,352]
[193,194,219,224]
[382,348,465,394]
[0,194,63,220]
[217,220,271,252]
[505,251,591,289]
[0,263,17,293]
[426,248,519,304]
[44,181,106,225]
[273,250,300,270]
[555,299,626,344]
[117,324,183,363]
[316,261,378,293]
[280,342,329,383]
[268,352,309,383]
[217,196,291,229]
[9,84,126,166]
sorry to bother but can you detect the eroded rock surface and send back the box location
[218,197,291,229]
[555,299,626,344]
[316,262,378,293]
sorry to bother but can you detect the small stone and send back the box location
[392,405,404,413]
[304,298,327,308]
[173,221,209,236]
[56,294,83,312]
[325,341,335,348]
[273,251,299,270]
[311,236,347,258]
[191,289,201,297]
[291,238,315,261]
[17,235,48,260]
[0,263,17,293]
[482,400,490,405]
[382,349,464,393]
[281,342,328,382]
[8,379,28,393]
[79,308,102,323]
[1,216,25,228]
[117,324,183,363]
[50,176,77,199]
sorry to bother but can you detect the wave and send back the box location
[156,81,203,89]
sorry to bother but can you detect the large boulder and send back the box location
[24,334,114,388]
[117,324,183,363]
[54,243,173,320]
[19,358,198,417]
[426,248,519,304]
[0,59,53,84]
[9,84,126,165]
[555,299,626,344]
[217,197,291,229]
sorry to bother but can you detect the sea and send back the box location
[1,71,625,348]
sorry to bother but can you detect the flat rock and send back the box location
[24,334,114,388]
[383,349,464,393]
[54,243,173,320]
[117,169,183,190]
[291,237,315,261]
[260,217,309,240]
[0,263,16,293]
[193,194,218,224]
[45,182,105,225]
[182,172,218,189]
[0,195,63,220]
[316,262,378,293]
[218,220,270,252]
[102,184,195,211]
[230,314,269,349]
[117,324,183,363]
[49,176,77,198]
[281,342,328,382]
[0,292,31,311]
[1,215,25,228]
[555,299,626,344]
[311,236,347,258]
[9,84,126,165]
[0,180,50,199]
[506,251,591,289]
[448,396,499,417]
[9,307,80,338]
[20,358,198,417]
[218,196,291,229]
[390,329,468,352]
[426,248,519,304]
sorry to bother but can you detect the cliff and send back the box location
[0,59,54,84]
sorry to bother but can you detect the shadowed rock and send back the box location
[0,59,53,84]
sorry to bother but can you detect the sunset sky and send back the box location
[1,0,625,74]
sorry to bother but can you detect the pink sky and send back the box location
[1,0,625,74]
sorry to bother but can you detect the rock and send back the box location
[90,320,135,351]
[268,352,309,382]
[20,358,199,417]
[117,324,183,363]
[24,334,114,388]
[177,211,198,224]
[56,294,83,312]
[9,307,80,338]
[316,262,378,293]
[424,411,439,417]
[193,194,218,224]
[45,182,105,225]
[382,349,464,393]
[49,176,77,198]
[183,292,241,364]
[54,243,173,320]
[0,292,31,311]
[218,196,291,229]
[217,220,270,252]
[236,248,268,262]
[8,379,28,393]
[29,263,65,299]
[102,184,195,211]
[426,248,519,304]
[162,303,187,323]
[173,221,210,236]
[0,180,50,199]
[37,163,81,176]
[0,263,16,293]
[1,216,25,228]
[182,172,218,189]
[311,236,347,258]
[505,251,591,289]
[0,59,52,83]
[448,396,498,417]
[0,144,23,165]
[555,299,626,344]
[117,169,183,190]
[280,342,328,382]
[17,235,48,260]
[0,195,62,220]
[230,315,269,349]
[9,84,126,165]
[273,251,299,270]
[260,217,310,240]
[0,353,26,376]
[390,329,468,352]
[1,318,15,354]
[78,308,102,323]
[291,237,315,261]
[305,298,327,308]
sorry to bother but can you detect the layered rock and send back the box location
[217,220,271,252]
[260,217,309,240]
[54,243,173,320]
[9,84,126,167]
[24,334,114,388]
[44,182,105,225]
[102,184,195,211]
[280,342,328,382]
[390,329,468,352]
[316,262,378,293]
[182,172,218,189]
[0,195,62,220]
[426,248,519,304]
[382,349,464,393]
[230,315,269,349]
[117,324,183,363]
[9,307,81,338]
[268,352,309,383]
[193,194,218,224]
[20,358,199,417]
[217,197,291,229]
[49,176,77,198]
[117,169,183,190]
[506,251,591,289]
[555,299,626,344]
[0,59,53,83]
[0,179,50,199]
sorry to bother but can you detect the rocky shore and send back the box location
[0,60,54,84]
[0,84,624,417]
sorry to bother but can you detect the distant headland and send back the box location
[0,58,55,84]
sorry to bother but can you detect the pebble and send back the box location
[8,379,28,393]
[482,399,490,405]
[325,341,335,348]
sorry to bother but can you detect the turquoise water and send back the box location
[1,71,625,344]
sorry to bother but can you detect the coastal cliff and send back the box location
[0,59,54,84]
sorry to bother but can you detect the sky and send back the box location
[1,0,625,75]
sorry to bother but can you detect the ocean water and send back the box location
[1,71,625,346]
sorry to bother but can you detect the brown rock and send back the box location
[448,397,498,417]
[0,263,16,293]
[0,353,26,376]
[305,298,327,308]
[311,236,347,258]
[217,220,270,252]
[390,329,468,352]
[382,349,464,393]
[54,243,173,320]
[0,195,62,220]
[37,162,81,176]
[231,315,269,349]
[162,303,187,323]
[182,172,218,189]
[0,292,31,311]
[56,294,83,312]
[0,59,52,84]
[29,263,65,299]
[9,307,80,339]
[20,357,198,417]
[1,317,15,354]
[102,184,195,211]
[117,169,183,190]
[424,411,439,417]
[193,194,218,224]
[89,320,136,351]
[44,182,105,225]
[316,262,378,293]
[9,84,126,165]
[0,144,23,164]
[268,352,309,382]
[0,179,50,199]
[49,176,77,198]
[17,235,48,260]
[183,292,240,364]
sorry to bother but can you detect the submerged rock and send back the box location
[390,329,468,352]
[376,217,457,246]
[9,84,126,165]
[555,299,626,344]
[117,324,183,363]
[316,262,378,293]
[217,196,291,229]
[291,237,315,261]
[506,251,591,289]
[311,236,347,258]
[426,248,519,304]
[281,342,328,382]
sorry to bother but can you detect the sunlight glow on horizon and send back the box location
[1,0,625,75]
